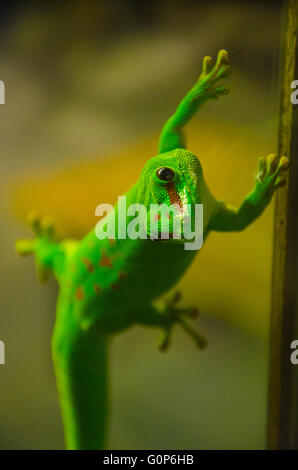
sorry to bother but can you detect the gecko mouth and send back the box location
[146,195,197,242]
[150,234,185,243]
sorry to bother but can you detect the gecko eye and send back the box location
[156,167,175,182]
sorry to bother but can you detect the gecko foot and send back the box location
[15,211,56,281]
[158,291,207,352]
[257,154,289,187]
[254,154,289,206]
[198,49,231,100]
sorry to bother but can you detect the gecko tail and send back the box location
[52,309,108,450]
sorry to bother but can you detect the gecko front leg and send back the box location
[137,291,207,352]
[16,212,60,281]
[158,49,230,153]
[209,154,289,232]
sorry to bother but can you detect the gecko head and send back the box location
[138,148,204,242]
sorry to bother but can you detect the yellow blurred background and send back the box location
[0,0,283,449]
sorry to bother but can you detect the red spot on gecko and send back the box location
[109,239,116,246]
[99,252,112,268]
[75,286,84,300]
[82,257,94,273]
[111,283,120,291]
[166,183,183,210]
[93,283,102,295]
[118,272,126,280]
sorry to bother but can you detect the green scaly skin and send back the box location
[16,50,289,449]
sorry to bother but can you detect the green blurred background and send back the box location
[0,0,283,449]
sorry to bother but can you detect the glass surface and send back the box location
[0,0,283,449]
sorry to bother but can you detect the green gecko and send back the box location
[16,50,288,450]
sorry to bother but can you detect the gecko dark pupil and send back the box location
[156,167,175,182]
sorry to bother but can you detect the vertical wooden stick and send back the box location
[267,0,298,450]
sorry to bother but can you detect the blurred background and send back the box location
[0,0,284,449]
